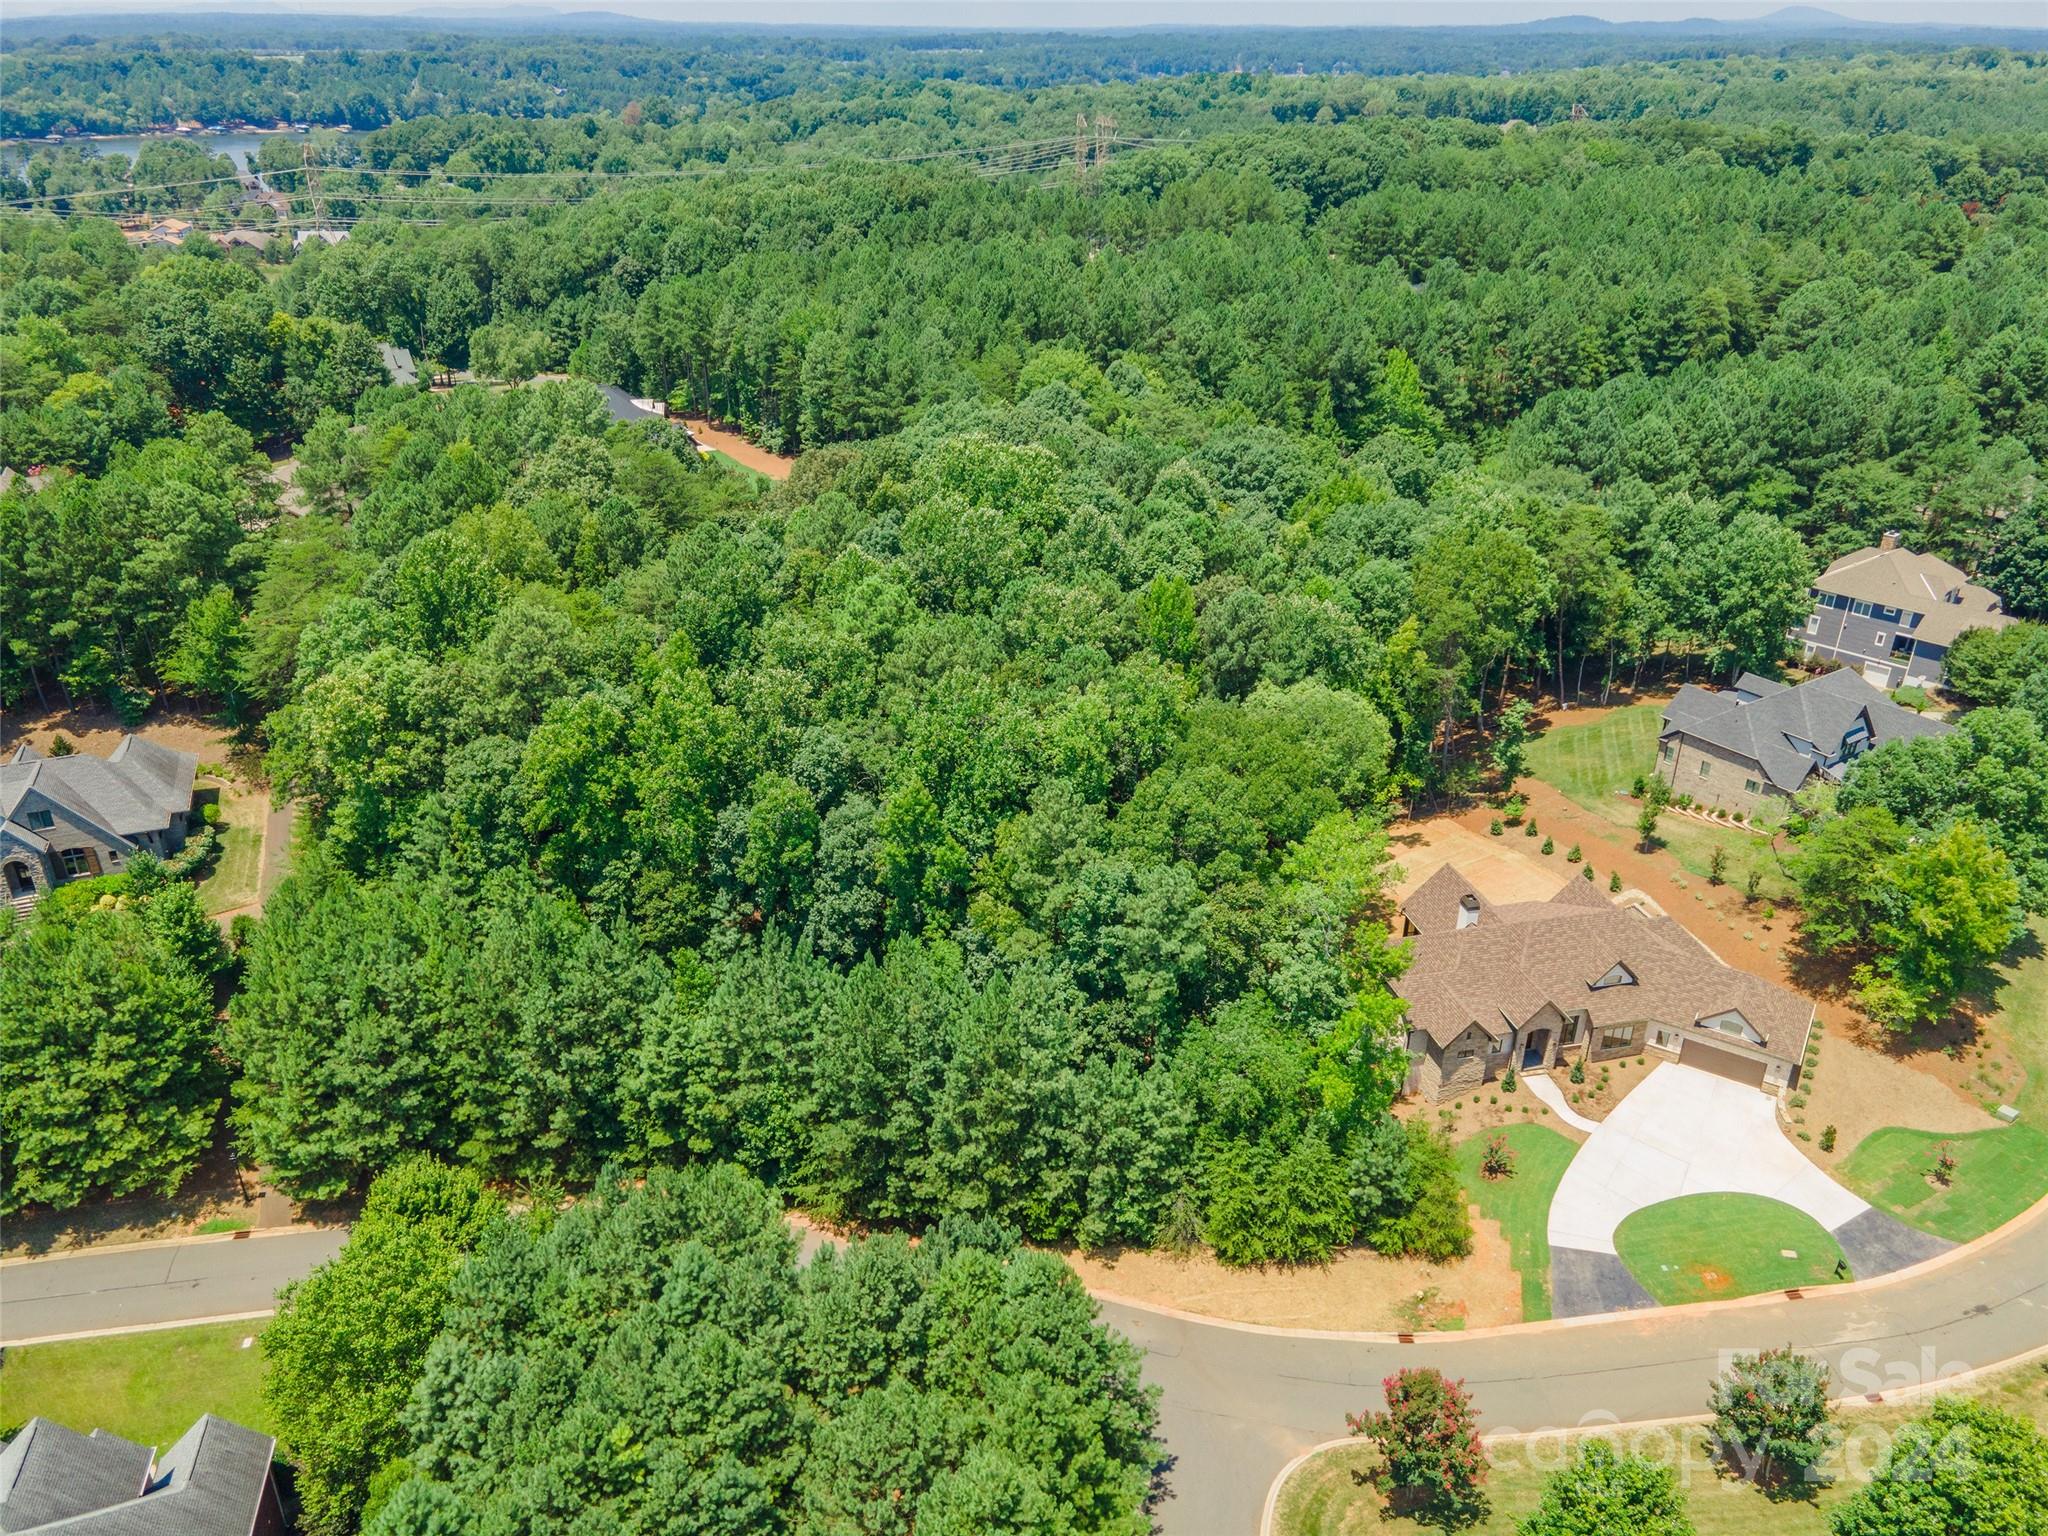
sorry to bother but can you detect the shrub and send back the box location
[1631,774,1647,798]
[1820,1125,1837,1153]
[1501,1068,1517,1093]
[1569,1057,1585,1084]
[1583,864,1596,881]
[47,733,75,756]
[1566,842,1582,863]
[1525,819,1539,837]
[1520,1441,1695,1536]
[200,800,223,827]
[1609,870,1623,892]
[1369,1123,1473,1263]
[1708,847,1728,885]
[1480,1134,1515,1181]
[1490,817,1504,836]
[1347,1368,1488,1522]
[1709,1348,1837,1486]
[1933,1142,1957,1185]
[1503,794,1525,824]
[1541,836,1555,855]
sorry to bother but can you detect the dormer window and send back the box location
[1698,1008,1763,1044]
[1456,894,1480,930]
[1590,962,1637,990]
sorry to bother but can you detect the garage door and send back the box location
[1681,1038,1768,1089]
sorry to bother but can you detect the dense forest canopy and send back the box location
[3,21,2045,1332]
[4,18,2044,137]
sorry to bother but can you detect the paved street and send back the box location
[1104,1195,2048,1534]
[4,1207,2043,1536]
[0,1229,346,1343]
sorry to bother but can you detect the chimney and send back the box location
[1878,530,1901,551]
[1457,894,1481,930]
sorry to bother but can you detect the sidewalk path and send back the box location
[1523,1071,1600,1133]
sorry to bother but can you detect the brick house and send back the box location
[1,737,198,912]
[1795,532,2013,689]
[1395,865,1812,1101]
[1655,668,1949,817]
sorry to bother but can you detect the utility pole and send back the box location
[1074,112,1089,181]
[1092,112,1117,170]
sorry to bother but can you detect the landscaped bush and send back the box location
[1541,837,1555,855]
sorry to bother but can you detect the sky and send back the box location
[6,1,2045,22]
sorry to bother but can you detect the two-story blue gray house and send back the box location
[1794,533,2013,690]
[1657,668,1950,817]
[1,737,198,913]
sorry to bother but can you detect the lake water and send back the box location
[1,129,310,178]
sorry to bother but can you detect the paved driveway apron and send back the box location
[1547,1063,1949,1316]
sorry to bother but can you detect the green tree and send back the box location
[160,583,251,719]
[1708,1347,1837,1486]
[0,882,227,1214]
[1855,819,2022,1030]
[263,1158,503,1535]
[1828,1398,2048,1536]
[1519,1441,1695,1536]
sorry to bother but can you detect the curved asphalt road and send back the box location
[6,1207,2045,1535]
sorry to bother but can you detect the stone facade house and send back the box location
[1395,865,1812,1102]
[1656,667,1949,816]
[0,1414,283,1535]
[1,737,198,912]
[1795,533,2013,689]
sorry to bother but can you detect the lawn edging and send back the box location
[1259,1338,2048,1536]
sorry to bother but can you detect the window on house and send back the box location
[1599,1024,1637,1051]
[1591,963,1637,989]
[1744,778,1760,794]
[1805,615,1819,634]
[1561,1016,1581,1045]
[1698,759,1711,777]
[1851,600,1873,618]
[1651,1027,1677,1050]
[25,809,54,830]
[59,848,90,877]
[1659,740,1673,760]
[1874,632,1887,649]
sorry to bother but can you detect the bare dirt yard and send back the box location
[681,416,795,480]
[3,700,241,765]
[1058,1214,1524,1332]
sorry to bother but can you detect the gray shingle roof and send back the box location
[1,737,197,842]
[0,1421,150,1532]
[1393,867,1812,1058]
[1658,669,1951,793]
[0,1416,275,1536]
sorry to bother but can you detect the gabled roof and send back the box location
[1393,865,1812,1058]
[1659,668,1949,793]
[1814,545,2013,647]
[0,1420,151,1530]
[0,1416,275,1536]
[1,737,197,843]
[1401,863,1491,935]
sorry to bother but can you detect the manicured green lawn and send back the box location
[195,783,267,915]
[1525,705,1795,899]
[1614,1194,1849,1305]
[1273,1354,2048,1536]
[0,1322,271,1449]
[1524,704,1663,807]
[1838,1123,2048,1242]
[1985,919,2048,1112]
[1454,1124,1578,1322]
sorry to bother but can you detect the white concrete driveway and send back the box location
[1548,1062,1870,1255]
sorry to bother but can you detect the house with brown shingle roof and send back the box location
[1395,866,1813,1102]
[1795,531,2013,689]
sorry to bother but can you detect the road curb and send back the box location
[1,1224,347,1268]
[1,1310,278,1348]
[1097,1189,2048,1345]
[1257,1338,2048,1536]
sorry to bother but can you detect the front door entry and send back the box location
[1521,1028,1551,1070]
